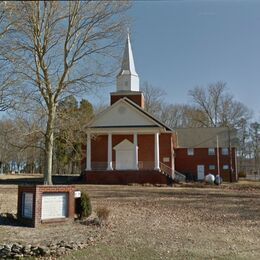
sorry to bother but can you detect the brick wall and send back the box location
[83,170,170,185]
[17,185,37,227]
[80,132,175,185]
[17,185,75,227]
[175,147,237,182]
[110,93,145,108]
[159,133,174,169]
[138,134,154,165]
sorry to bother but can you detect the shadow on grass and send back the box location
[0,213,24,227]
[0,175,82,185]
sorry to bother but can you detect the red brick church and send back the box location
[81,34,237,184]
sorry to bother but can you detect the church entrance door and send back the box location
[114,139,137,170]
[116,149,134,170]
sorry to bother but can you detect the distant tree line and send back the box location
[142,81,260,175]
[0,81,259,176]
[0,1,258,179]
[0,95,93,175]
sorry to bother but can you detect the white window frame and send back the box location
[209,165,215,170]
[223,165,229,170]
[187,148,194,156]
[222,147,229,156]
[208,148,215,155]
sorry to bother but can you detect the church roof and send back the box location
[87,97,173,132]
[117,33,138,77]
[175,127,238,148]
[123,98,173,132]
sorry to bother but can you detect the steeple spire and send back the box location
[116,33,140,92]
[120,33,138,76]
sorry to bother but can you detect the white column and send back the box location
[107,133,113,170]
[154,132,160,170]
[86,133,91,171]
[133,133,138,170]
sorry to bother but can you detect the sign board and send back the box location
[41,193,68,220]
[163,157,170,163]
[74,190,81,198]
[22,192,33,219]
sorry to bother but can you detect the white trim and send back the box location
[86,133,91,171]
[88,128,164,134]
[133,133,138,170]
[107,133,113,170]
[154,132,160,170]
[110,91,143,96]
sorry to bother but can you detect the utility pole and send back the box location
[217,135,220,177]
[228,127,233,182]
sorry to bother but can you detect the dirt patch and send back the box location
[0,180,260,259]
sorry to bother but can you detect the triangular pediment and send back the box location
[113,139,135,150]
[89,99,160,128]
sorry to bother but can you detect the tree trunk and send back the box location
[44,106,56,185]
[17,163,20,174]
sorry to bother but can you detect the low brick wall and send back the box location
[17,185,75,227]
[82,170,170,185]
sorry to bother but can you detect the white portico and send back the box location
[85,98,165,171]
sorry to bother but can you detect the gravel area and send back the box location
[0,179,260,259]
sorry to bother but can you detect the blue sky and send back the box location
[122,0,260,118]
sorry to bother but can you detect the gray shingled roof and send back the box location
[175,127,238,148]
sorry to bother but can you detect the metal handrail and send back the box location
[174,170,186,182]
[159,162,174,179]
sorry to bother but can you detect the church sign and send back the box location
[17,185,75,227]
[41,193,68,220]
[22,192,33,219]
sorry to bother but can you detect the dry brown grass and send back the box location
[0,177,260,259]
[96,206,110,222]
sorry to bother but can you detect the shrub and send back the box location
[96,206,110,223]
[80,192,92,219]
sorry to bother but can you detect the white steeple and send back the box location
[116,33,140,92]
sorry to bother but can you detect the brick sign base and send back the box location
[17,185,75,227]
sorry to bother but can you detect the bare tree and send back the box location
[249,122,260,174]
[0,2,17,111]
[188,81,251,128]
[141,83,214,128]
[188,82,225,127]
[2,1,130,184]
[141,82,166,118]
[0,114,44,174]
[160,104,203,128]
[0,120,12,174]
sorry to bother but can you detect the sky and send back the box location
[110,0,260,119]
[1,1,259,120]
